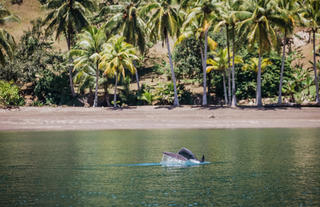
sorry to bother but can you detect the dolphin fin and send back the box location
[201,155,205,162]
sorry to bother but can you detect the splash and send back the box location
[101,161,211,168]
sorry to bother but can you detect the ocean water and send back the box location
[0,128,319,206]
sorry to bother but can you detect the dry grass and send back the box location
[4,0,67,51]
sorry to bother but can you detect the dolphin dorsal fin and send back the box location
[201,155,205,162]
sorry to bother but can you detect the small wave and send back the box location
[103,163,162,167]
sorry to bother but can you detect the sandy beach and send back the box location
[0,106,319,131]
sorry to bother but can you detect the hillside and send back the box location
[4,0,67,51]
[4,0,43,40]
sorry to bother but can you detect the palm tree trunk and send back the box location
[113,73,118,108]
[208,72,211,104]
[202,29,208,106]
[231,25,237,108]
[312,29,319,104]
[135,69,140,91]
[278,32,286,105]
[257,37,263,107]
[67,33,76,97]
[223,71,228,105]
[133,61,140,91]
[93,62,99,107]
[165,33,179,106]
[226,26,231,105]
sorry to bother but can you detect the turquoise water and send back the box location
[0,129,319,206]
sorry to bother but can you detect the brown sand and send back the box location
[0,106,320,131]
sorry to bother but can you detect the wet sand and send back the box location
[0,106,319,131]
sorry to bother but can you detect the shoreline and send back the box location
[0,106,320,131]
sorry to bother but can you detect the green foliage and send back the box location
[140,83,193,105]
[0,19,63,83]
[118,76,138,106]
[71,25,106,106]
[34,70,72,105]
[99,0,147,54]
[0,80,24,107]
[233,51,295,100]
[43,0,96,48]
[173,37,202,81]
[139,91,155,105]
[0,3,19,65]
[1,19,75,106]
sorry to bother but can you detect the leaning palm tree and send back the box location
[181,0,218,106]
[207,47,243,104]
[0,4,19,65]
[99,0,147,90]
[300,0,320,104]
[275,0,300,104]
[43,0,96,97]
[142,0,181,106]
[238,0,279,107]
[71,26,106,107]
[99,36,138,108]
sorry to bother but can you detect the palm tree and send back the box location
[181,0,218,106]
[99,36,138,108]
[243,57,271,72]
[142,0,181,106]
[301,0,320,104]
[238,0,279,107]
[99,0,147,91]
[72,62,95,95]
[43,0,96,97]
[243,57,271,97]
[0,4,19,65]
[207,47,243,104]
[71,26,106,107]
[176,8,217,105]
[275,0,299,104]
[214,0,243,107]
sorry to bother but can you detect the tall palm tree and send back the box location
[275,0,299,104]
[99,36,138,108]
[0,4,19,65]
[142,0,181,106]
[301,0,320,104]
[206,47,243,104]
[43,0,96,97]
[214,0,243,107]
[238,0,279,107]
[181,0,218,106]
[71,26,106,107]
[99,0,147,91]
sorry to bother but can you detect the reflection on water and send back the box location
[0,129,320,206]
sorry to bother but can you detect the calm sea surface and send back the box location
[0,129,319,206]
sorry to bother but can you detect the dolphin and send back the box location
[161,147,205,165]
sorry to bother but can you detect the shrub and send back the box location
[173,37,202,81]
[140,83,193,105]
[0,19,61,84]
[118,76,138,106]
[34,70,72,105]
[234,51,295,100]
[0,80,24,107]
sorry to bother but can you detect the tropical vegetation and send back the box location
[0,0,320,108]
